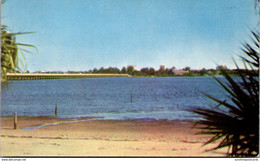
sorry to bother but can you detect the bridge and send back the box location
[6,73,131,81]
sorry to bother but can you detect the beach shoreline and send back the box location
[1,116,228,157]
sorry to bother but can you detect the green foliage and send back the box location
[190,31,259,157]
[1,25,36,81]
[127,66,135,74]
[120,67,127,74]
[83,65,242,77]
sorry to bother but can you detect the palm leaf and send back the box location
[190,31,259,157]
[1,25,37,80]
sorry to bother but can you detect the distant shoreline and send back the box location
[2,73,231,81]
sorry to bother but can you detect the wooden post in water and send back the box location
[55,104,58,116]
[14,112,17,129]
[131,93,133,104]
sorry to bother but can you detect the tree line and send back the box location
[32,65,250,77]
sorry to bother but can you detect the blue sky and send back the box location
[2,0,259,72]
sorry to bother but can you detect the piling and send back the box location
[131,93,133,104]
[55,104,58,116]
[14,112,17,129]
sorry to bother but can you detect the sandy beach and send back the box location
[0,116,228,157]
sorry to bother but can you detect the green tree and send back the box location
[140,67,149,76]
[190,31,259,157]
[121,67,127,74]
[149,67,155,76]
[92,68,98,73]
[127,66,135,75]
[98,67,104,73]
[183,66,191,71]
[199,68,207,76]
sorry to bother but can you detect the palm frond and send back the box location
[1,25,37,80]
[190,31,259,157]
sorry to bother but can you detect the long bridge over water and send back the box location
[6,73,131,81]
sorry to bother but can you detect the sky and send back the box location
[2,0,259,72]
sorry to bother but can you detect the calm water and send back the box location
[1,77,231,120]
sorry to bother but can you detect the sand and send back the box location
[0,117,228,157]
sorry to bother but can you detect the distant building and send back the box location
[172,69,189,76]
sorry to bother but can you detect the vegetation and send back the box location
[1,26,36,81]
[190,31,259,157]
[34,66,244,77]
[1,1,36,82]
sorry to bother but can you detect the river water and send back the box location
[1,77,231,120]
